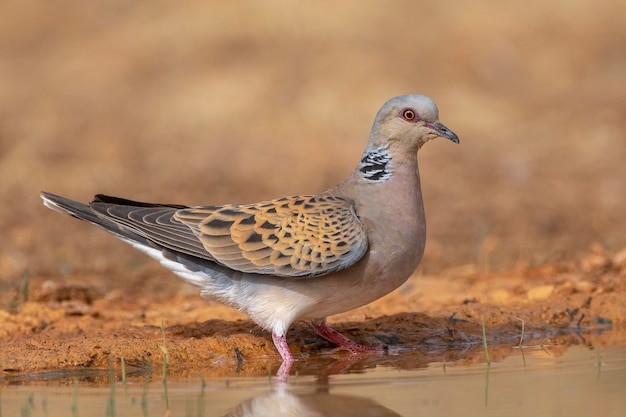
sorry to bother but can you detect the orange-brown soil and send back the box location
[1,247,624,378]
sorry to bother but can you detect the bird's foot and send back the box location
[272,333,294,382]
[310,321,382,353]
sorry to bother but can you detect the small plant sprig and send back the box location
[481,316,491,367]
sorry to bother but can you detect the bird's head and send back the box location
[368,94,459,151]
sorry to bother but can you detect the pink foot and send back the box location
[310,321,380,353]
[272,333,294,381]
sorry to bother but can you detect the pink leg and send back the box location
[311,321,379,353]
[272,333,294,380]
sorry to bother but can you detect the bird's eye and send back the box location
[402,109,416,121]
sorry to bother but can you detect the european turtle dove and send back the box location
[41,94,459,378]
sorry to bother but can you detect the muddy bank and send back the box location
[1,248,624,379]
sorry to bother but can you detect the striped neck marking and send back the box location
[358,146,393,182]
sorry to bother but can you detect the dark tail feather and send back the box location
[92,194,188,209]
[41,191,104,224]
[40,191,150,245]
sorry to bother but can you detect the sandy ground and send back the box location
[1,246,624,379]
[1,1,625,379]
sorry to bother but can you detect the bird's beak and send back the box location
[426,121,460,144]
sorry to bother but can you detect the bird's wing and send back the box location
[174,195,368,277]
[87,195,211,260]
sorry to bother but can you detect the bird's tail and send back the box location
[41,191,104,224]
[40,191,149,245]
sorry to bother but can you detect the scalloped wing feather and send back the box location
[175,195,368,277]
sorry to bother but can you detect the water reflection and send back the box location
[1,344,625,417]
[223,387,401,417]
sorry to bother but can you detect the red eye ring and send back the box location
[402,109,416,121]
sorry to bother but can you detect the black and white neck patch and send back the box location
[357,146,393,182]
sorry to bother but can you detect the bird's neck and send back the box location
[328,146,425,231]
[356,145,394,183]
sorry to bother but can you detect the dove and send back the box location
[41,94,458,378]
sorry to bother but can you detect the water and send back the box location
[2,345,625,416]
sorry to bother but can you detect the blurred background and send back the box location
[0,0,624,288]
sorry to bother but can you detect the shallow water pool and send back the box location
[2,345,625,416]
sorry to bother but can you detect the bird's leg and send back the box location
[310,320,379,353]
[272,333,294,380]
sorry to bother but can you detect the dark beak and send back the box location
[427,121,460,144]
